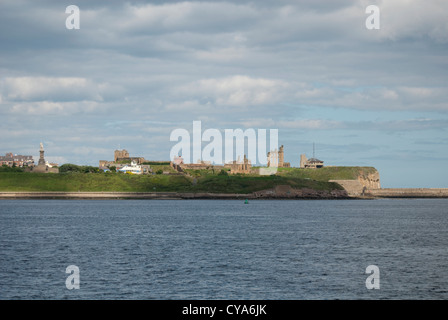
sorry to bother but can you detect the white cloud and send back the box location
[119,2,258,33]
[175,75,290,107]
[194,47,247,62]
[292,85,448,111]
[1,77,121,102]
[240,118,344,130]
[240,117,448,132]
[165,100,208,111]
[10,101,100,115]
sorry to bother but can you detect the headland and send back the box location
[1,166,447,199]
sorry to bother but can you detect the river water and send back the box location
[0,199,447,299]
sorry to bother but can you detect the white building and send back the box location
[118,161,143,174]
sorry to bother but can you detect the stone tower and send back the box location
[114,149,129,162]
[278,145,284,167]
[300,154,307,168]
[267,149,278,167]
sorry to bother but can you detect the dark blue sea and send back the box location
[0,199,447,300]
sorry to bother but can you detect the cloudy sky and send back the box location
[1,0,447,187]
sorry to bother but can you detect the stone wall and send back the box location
[329,180,365,196]
[366,188,448,198]
[30,165,59,173]
[330,168,381,196]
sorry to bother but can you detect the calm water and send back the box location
[0,199,447,300]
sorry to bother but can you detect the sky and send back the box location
[0,0,447,188]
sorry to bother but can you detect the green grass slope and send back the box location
[0,172,192,192]
[0,170,345,194]
[276,166,378,181]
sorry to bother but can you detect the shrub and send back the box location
[59,164,100,173]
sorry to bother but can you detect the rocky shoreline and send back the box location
[2,186,448,200]
[0,186,350,200]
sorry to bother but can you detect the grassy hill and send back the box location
[276,166,378,181]
[0,166,376,194]
[0,171,342,193]
[0,172,191,192]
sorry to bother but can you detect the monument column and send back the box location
[38,143,45,166]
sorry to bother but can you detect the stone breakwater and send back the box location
[365,188,448,198]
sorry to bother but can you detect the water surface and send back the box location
[0,199,447,299]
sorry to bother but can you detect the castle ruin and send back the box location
[267,145,290,168]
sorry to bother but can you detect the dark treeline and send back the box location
[58,164,100,173]
[0,165,25,172]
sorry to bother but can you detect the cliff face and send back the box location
[357,170,381,189]
[330,168,380,196]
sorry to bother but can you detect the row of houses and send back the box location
[0,153,35,167]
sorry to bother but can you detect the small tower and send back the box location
[278,145,284,167]
[300,154,307,168]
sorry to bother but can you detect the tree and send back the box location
[59,163,81,173]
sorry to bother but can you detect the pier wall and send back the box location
[329,180,365,196]
[366,188,448,198]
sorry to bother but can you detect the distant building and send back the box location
[114,149,129,162]
[100,149,150,174]
[0,152,34,167]
[300,154,324,169]
[175,155,252,174]
[224,155,252,174]
[267,145,290,168]
[179,160,221,170]
[45,161,59,168]
[118,161,144,175]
